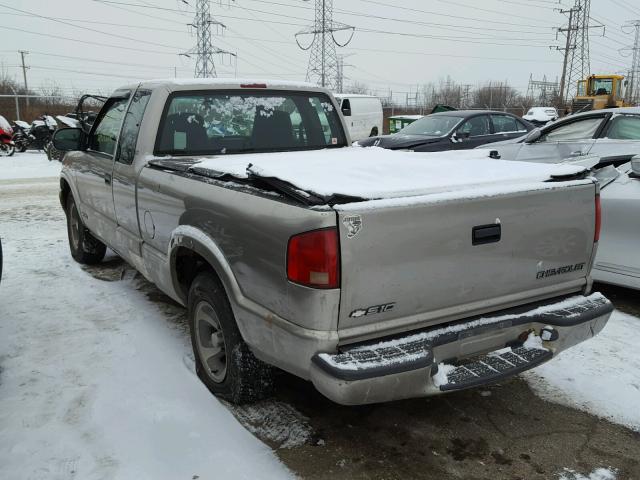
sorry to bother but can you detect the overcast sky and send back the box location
[0,0,637,98]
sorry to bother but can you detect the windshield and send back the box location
[589,78,613,96]
[155,90,347,155]
[0,115,11,132]
[399,115,461,136]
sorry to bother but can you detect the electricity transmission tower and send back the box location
[296,0,355,90]
[621,20,640,105]
[336,54,355,93]
[184,0,235,78]
[553,0,603,105]
[526,74,559,105]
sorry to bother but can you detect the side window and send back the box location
[117,90,151,165]
[490,114,519,133]
[309,97,340,144]
[605,115,640,140]
[458,115,490,137]
[539,117,603,143]
[89,97,129,155]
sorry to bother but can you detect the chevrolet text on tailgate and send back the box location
[53,79,613,405]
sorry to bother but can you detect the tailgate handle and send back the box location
[472,224,501,245]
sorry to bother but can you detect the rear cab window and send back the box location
[154,90,347,156]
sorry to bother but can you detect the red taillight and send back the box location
[287,228,340,289]
[240,83,267,88]
[594,194,601,242]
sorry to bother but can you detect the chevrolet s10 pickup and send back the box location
[52,79,613,405]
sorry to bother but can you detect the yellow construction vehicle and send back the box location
[571,74,631,113]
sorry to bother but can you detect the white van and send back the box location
[333,94,383,142]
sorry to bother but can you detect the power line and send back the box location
[0,25,181,55]
[0,2,188,51]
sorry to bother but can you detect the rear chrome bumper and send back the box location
[309,293,613,405]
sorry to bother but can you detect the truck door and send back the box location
[74,93,130,244]
[112,89,152,258]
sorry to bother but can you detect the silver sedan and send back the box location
[592,160,640,289]
[486,107,640,164]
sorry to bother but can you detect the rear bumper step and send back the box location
[309,292,613,405]
[435,345,552,392]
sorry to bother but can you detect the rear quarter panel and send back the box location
[136,168,341,331]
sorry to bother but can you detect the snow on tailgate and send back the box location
[191,147,588,200]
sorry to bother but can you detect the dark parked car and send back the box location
[357,110,534,152]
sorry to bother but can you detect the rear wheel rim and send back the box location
[69,203,81,250]
[194,301,227,383]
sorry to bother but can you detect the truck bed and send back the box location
[147,147,597,343]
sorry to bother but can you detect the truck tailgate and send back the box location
[335,180,597,340]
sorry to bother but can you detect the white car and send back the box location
[523,106,559,127]
[333,94,383,142]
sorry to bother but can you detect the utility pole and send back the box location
[18,50,29,109]
[296,0,355,90]
[183,0,234,78]
[621,20,640,105]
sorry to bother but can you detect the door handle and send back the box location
[104,174,111,185]
[569,151,584,157]
[472,224,501,245]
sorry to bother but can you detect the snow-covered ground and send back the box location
[0,150,62,181]
[523,309,640,432]
[0,154,291,479]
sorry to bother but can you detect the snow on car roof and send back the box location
[191,146,589,202]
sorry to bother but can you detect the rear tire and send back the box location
[66,196,106,264]
[0,144,15,157]
[369,126,379,137]
[188,272,274,404]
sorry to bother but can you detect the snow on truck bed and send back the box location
[191,147,589,203]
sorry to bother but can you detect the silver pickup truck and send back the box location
[53,79,613,405]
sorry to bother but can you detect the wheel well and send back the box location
[369,126,379,136]
[60,179,71,209]
[174,247,219,300]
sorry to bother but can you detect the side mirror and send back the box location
[341,107,352,117]
[524,128,541,144]
[52,127,84,151]
[631,155,640,178]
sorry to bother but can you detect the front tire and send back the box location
[188,272,273,404]
[66,196,106,264]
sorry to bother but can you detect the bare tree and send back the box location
[346,81,370,95]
